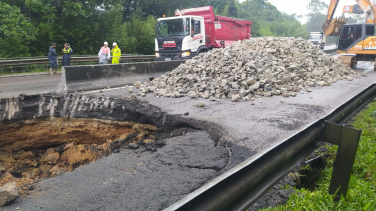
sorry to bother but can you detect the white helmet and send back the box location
[104,41,108,45]
[113,42,117,46]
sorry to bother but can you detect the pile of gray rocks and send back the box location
[133,37,360,102]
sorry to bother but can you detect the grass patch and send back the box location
[262,102,376,211]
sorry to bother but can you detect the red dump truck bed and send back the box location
[176,6,252,47]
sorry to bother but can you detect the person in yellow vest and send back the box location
[62,43,73,66]
[111,42,121,64]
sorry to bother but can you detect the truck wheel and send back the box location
[197,50,205,55]
[197,47,209,56]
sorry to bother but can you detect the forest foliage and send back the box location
[0,0,343,57]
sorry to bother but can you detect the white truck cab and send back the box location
[309,32,326,49]
[155,16,206,61]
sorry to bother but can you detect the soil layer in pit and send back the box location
[0,117,158,193]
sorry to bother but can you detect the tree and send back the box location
[307,0,328,14]
[0,2,37,57]
[305,0,338,44]
[0,0,310,58]
[305,0,328,33]
[238,0,308,38]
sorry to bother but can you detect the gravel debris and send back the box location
[137,37,360,102]
[195,101,205,107]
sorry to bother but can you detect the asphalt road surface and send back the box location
[87,68,375,152]
[0,74,60,97]
[0,72,165,98]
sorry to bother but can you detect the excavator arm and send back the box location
[357,0,376,24]
[322,0,347,36]
[322,0,376,36]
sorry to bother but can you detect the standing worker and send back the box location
[98,41,110,64]
[48,42,58,75]
[62,43,73,66]
[111,42,121,64]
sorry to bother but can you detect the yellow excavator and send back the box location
[323,0,376,69]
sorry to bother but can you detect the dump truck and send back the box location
[322,0,376,70]
[155,6,252,61]
[309,32,326,49]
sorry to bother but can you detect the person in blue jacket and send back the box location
[48,42,58,75]
[62,43,73,66]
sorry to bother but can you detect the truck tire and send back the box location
[197,46,209,55]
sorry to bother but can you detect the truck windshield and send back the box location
[310,35,321,40]
[156,18,189,36]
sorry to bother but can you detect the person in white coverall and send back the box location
[98,41,110,64]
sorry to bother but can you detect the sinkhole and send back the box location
[0,93,224,200]
[0,117,158,192]
[0,93,193,194]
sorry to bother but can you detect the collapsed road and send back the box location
[0,94,254,210]
[1,37,376,210]
[1,67,376,210]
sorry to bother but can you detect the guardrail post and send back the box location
[323,121,362,201]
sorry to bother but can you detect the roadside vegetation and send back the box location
[263,102,376,211]
[1,0,347,58]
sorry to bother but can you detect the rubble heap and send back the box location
[136,37,360,101]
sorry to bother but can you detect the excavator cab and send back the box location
[338,24,375,51]
[336,23,376,69]
[338,24,361,50]
[323,1,376,70]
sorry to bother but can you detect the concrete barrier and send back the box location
[323,49,337,54]
[57,61,184,93]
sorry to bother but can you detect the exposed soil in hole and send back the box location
[0,118,157,151]
[0,117,158,193]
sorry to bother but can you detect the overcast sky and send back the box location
[239,0,364,23]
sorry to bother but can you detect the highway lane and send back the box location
[87,68,376,152]
[0,74,60,97]
[0,72,164,98]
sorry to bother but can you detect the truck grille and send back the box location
[161,53,179,58]
[162,47,178,51]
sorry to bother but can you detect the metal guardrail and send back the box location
[0,55,155,67]
[166,83,376,211]
[0,55,105,60]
